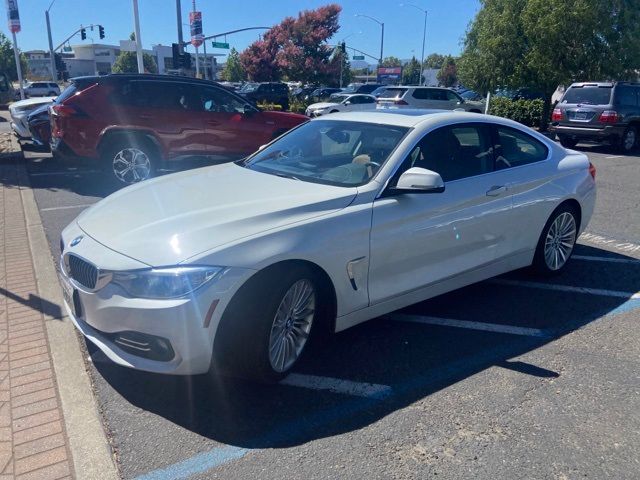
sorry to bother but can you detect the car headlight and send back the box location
[111,266,225,299]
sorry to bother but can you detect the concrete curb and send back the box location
[16,158,119,480]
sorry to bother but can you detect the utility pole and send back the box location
[202,41,208,79]
[11,31,24,99]
[176,0,184,52]
[132,0,144,73]
[45,0,57,82]
[192,0,200,78]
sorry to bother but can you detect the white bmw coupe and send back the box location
[59,110,596,381]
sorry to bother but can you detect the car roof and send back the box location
[70,73,225,88]
[310,109,537,131]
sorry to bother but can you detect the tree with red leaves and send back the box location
[240,4,342,84]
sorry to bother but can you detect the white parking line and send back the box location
[490,278,640,300]
[573,254,640,265]
[579,232,640,254]
[41,203,95,212]
[605,155,624,159]
[386,313,549,337]
[280,373,393,399]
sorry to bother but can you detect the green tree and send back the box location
[0,32,28,81]
[458,0,640,128]
[437,55,457,87]
[112,32,157,74]
[423,53,446,69]
[221,48,245,82]
[402,57,422,85]
[381,56,402,67]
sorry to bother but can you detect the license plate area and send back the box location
[59,273,81,318]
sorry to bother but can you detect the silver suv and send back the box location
[376,86,484,112]
[24,82,61,98]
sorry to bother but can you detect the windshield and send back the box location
[240,83,259,93]
[331,94,350,103]
[341,84,361,93]
[461,90,481,100]
[240,120,410,187]
[561,86,612,105]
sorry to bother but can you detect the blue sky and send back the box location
[9,0,480,62]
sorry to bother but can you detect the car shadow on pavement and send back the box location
[89,244,640,451]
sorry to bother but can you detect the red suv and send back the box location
[50,74,308,184]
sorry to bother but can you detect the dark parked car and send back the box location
[50,74,308,184]
[27,103,51,148]
[341,83,385,95]
[309,87,342,103]
[238,82,290,110]
[549,81,640,152]
[291,86,316,101]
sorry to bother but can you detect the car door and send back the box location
[194,85,273,158]
[343,95,361,112]
[368,123,514,304]
[109,80,207,157]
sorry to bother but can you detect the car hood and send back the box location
[308,102,339,110]
[76,163,357,266]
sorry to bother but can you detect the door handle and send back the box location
[486,185,507,196]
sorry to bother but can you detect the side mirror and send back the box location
[243,104,255,115]
[344,100,351,105]
[258,144,268,151]
[388,167,445,195]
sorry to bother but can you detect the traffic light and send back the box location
[172,43,181,68]
[340,42,346,53]
[181,53,192,69]
[80,28,86,40]
[54,53,66,72]
[98,25,105,39]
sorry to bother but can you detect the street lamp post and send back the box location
[401,4,427,85]
[45,0,57,82]
[355,14,384,65]
[132,0,144,73]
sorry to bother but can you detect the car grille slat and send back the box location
[67,254,98,289]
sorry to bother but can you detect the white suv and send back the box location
[377,86,484,113]
[24,82,60,97]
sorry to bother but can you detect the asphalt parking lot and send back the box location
[18,142,640,479]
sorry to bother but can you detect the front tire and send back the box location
[214,265,322,382]
[102,137,157,185]
[531,204,578,276]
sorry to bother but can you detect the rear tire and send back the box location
[618,126,637,153]
[558,136,578,149]
[213,264,324,383]
[101,136,157,185]
[531,204,578,276]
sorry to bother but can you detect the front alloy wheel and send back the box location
[543,212,577,271]
[268,279,315,373]
[112,147,152,184]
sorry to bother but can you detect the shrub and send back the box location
[256,102,283,111]
[489,97,544,128]
[289,96,311,115]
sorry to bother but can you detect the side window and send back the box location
[110,81,193,110]
[409,124,494,182]
[349,96,362,104]
[616,86,638,107]
[446,91,460,102]
[495,126,548,169]
[198,86,247,113]
[412,88,429,100]
[361,96,375,104]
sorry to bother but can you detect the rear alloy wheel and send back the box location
[619,126,637,153]
[103,138,156,185]
[558,136,578,149]
[531,205,578,276]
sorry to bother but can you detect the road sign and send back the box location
[5,0,20,33]
[211,41,230,49]
[63,46,72,52]
[353,55,365,60]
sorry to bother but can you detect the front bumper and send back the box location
[549,124,626,141]
[59,224,255,375]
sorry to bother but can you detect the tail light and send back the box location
[551,108,562,122]
[598,110,618,124]
[51,104,81,117]
[588,162,596,180]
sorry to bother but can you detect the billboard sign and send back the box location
[190,11,204,47]
[5,0,20,33]
[377,66,402,84]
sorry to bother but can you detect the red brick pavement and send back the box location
[1,158,75,479]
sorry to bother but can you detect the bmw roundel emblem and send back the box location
[70,235,84,247]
